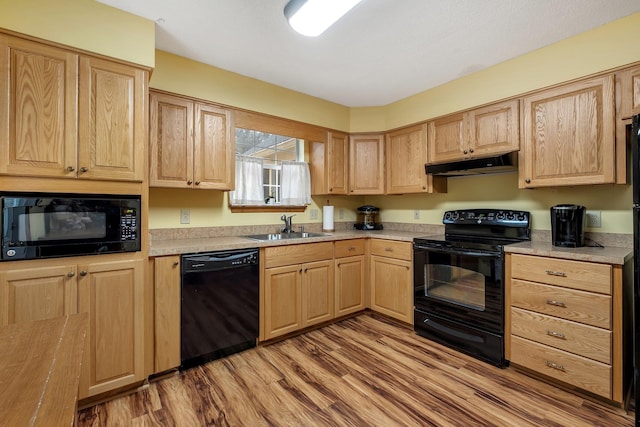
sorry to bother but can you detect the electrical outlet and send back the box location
[586,210,601,228]
[338,208,344,219]
[310,209,318,220]
[414,210,420,220]
[180,208,190,224]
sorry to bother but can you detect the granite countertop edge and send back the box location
[503,241,633,265]
[149,230,424,257]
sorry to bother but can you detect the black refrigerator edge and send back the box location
[633,113,640,426]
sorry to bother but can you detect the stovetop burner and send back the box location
[414,209,531,253]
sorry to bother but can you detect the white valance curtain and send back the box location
[281,160,311,205]
[230,155,264,205]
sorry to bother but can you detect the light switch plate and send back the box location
[180,208,191,224]
[586,210,601,228]
[310,209,318,220]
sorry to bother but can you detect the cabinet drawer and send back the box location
[511,279,611,329]
[510,336,611,399]
[335,239,365,258]
[511,307,611,364]
[511,254,611,294]
[370,239,411,261]
[264,242,334,268]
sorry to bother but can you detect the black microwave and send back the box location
[1,193,141,261]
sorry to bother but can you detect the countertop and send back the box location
[0,313,88,427]
[504,240,633,265]
[149,230,427,257]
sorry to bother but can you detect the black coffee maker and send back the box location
[550,204,586,247]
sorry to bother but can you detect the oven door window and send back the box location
[425,264,485,310]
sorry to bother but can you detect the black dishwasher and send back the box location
[181,248,259,370]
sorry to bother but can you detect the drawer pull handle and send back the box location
[545,361,565,372]
[546,300,566,308]
[384,248,394,252]
[546,330,566,339]
[348,247,356,251]
[545,270,567,277]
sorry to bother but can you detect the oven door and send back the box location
[413,244,504,333]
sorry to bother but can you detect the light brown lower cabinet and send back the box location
[262,242,334,341]
[0,255,145,400]
[153,255,181,373]
[334,239,366,317]
[506,252,627,404]
[369,239,413,324]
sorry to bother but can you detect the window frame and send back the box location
[229,110,326,213]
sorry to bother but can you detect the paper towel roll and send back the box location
[322,206,334,232]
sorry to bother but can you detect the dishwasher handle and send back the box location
[182,249,258,273]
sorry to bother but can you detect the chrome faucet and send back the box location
[281,214,295,233]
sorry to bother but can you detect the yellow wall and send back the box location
[150,51,350,132]
[0,0,155,67]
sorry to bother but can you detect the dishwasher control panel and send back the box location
[182,249,258,273]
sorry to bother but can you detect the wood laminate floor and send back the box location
[77,313,634,426]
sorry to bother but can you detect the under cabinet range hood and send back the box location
[424,152,517,177]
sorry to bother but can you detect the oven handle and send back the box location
[422,318,485,343]
[414,245,500,259]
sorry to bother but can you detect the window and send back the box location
[234,128,303,204]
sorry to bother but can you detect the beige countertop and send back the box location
[149,230,429,257]
[504,240,632,265]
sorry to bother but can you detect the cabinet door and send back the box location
[154,256,181,373]
[520,75,615,188]
[327,131,349,194]
[149,91,194,188]
[302,260,334,327]
[468,99,519,158]
[78,56,147,182]
[264,264,302,340]
[194,103,234,190]
[0,264,77,326]
[427,113,464,164]
[386,123,445,194]
[0,36,78,178]
[349,134,385,194]
[335,255,365,317]
[77,258,144,398]
[370,255,413,324]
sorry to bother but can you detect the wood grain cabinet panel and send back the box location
[369,240,413,324]
[0,34,147,183]
[385,124,446,194]
[309,131,349,195]
[78,258,144,399]
[78,56,146,182]
[153,256,181,373]
[0,35,78,178]
[0,264,78,326]
[335,240,366,317]
[349,133,385,195]
[506,252,625,403]
[427,99,519,165]
[150,90,234,190]
[262,242,334,340]
[519,75,616,188]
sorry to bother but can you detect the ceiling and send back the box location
[97,0,640,107]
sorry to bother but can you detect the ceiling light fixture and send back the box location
[284,0,363,37]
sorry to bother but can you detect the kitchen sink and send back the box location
[242,232,327,241]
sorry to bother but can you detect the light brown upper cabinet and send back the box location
[150,90,234,190]
[0,35,147,182]
[427,99,519,165]
[614,65,640,184]
[385,123,446,194]
[349,133,385,195]
[310,131,349,195]
[519,75,616,188]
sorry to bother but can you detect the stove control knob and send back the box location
[496,211,506,220]
[444,211,452,221]
[506,211,516,221]
[451,211,460,221]
[517,213,527,221]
